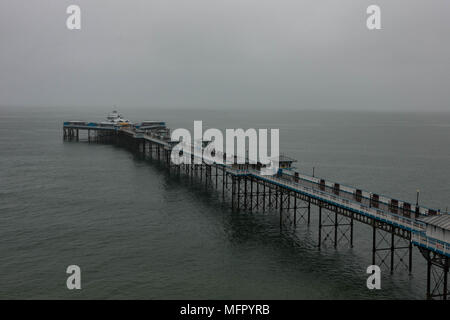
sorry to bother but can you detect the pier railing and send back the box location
[412,232,449,257]
[282,170,435,216]
[248,170,426,233]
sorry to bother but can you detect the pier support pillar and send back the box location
[307,198,311,225]
[277,187,301,228]
[231,176,237,211]
[279,187,283,228]
[262,183,266,212]
[318,205,353,249]
[222,168,225,201]
[244,177,248,211]
[350,216,354,248]
[372,223,412,274]
[285,195,311,227]
[420,248,449,300]
[237,177,241,211]
[255,179,259,211]
[215,166,218,189]
[293,195,297,227]
[268,187,272,208]
[318,206,322,249]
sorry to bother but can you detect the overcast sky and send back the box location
[1,0,449,111]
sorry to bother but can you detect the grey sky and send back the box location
[1,0,449,110]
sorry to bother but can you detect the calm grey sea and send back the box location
[1,106,449,299]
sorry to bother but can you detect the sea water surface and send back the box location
[1,106,449,299]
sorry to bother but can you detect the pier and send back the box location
[63,117,450,300]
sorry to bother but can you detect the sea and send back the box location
[1,106,449,299]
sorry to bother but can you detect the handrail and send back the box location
[282,169,435,216]
[247,169,426,233]
[412,232,449,256]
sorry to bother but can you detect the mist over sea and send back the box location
[1,106,449,299]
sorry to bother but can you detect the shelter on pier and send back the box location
[420,214,450,243]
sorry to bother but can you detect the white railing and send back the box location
[142,132,170,147]
[412,232,449,256]
[282,170,434,216]
[249,169,426,233]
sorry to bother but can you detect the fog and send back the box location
[1,0,449,111]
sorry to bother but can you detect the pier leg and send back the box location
[250,177,253,212]
[307,198,311,225]
[244,177,248,211]
[237,177,240,211]
[262,183,266,212]
[409,241,413,274]
[427,256,431,299]
[222,169,225,201]
[334,209,338,248]
[318,206,353,248]
[287,192,291,218]
[372,223,376,265]
[231,176,236,211]
[256,181,259,211]
[372,224,411,274]
[275,188,278,209]
[318,206,322,250]
[350,216,354,248]
[422,249,449,300]
[279,188,283,228]
[445,259,449,300]
[391,230,395,274]
[293,196,297,227]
